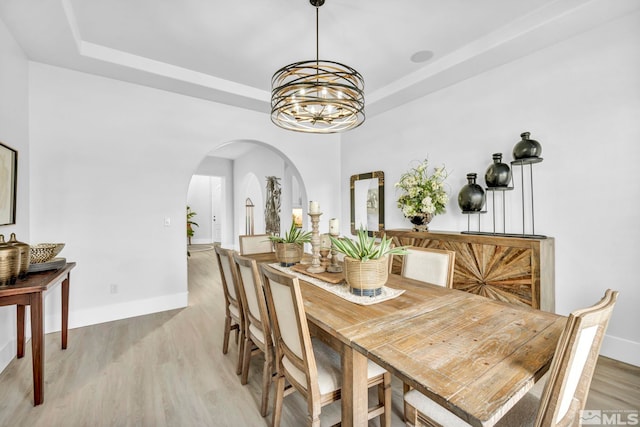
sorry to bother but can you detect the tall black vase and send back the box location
[513,132,542,160]
[458,173,485,212]
[485,153,512,187]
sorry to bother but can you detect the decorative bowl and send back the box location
[51,243,65,257]
[30,244,59,264]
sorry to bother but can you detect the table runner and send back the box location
[268,263,404,306]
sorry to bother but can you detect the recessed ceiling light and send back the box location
[410,50,434,63]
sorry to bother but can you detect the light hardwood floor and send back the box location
[0,249,638,426]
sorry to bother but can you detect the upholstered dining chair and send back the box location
[260,264,392,427]
[213,246,244,376]
[404,289,619,427]
[401,247,456,288]
[239,234,274,255]
[233,253,275,417]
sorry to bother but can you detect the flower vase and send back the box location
[409,213,433,232]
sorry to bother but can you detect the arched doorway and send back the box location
[187,139,308,249]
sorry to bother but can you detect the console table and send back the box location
[0,262,76,405]
[384,230,554,311]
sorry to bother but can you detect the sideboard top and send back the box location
[384,229,554,247]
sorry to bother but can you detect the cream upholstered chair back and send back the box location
[401,247,455,288]
[213,245,243,361]
[214,246,240,305]
[534,289,618,427]
[232,254,276,417]
[260,265,319,395]
[239,234,273,255]
[232,254,271,348]
[261,264,392,427]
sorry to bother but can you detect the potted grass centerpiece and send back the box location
[331,227,407,296]
[268,222,313,266]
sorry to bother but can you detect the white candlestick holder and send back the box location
[326,231,343,273]
[307,212,325,274]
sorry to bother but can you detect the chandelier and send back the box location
[271,0,365,134]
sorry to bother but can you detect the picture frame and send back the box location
[0,142,17,226]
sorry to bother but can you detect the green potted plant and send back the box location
[330,227,407,296]
[187,206,199,246]
[268,222,312,266]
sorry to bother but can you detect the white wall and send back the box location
[0,18,30,372]
[8,61,340,375]
[341,11,640,366]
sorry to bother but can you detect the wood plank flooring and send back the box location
[0,249,637,426]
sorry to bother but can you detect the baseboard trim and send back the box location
[51,292,189,332]
[601,334,640,367]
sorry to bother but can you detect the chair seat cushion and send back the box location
[404,374,547,427]
[404,389,473,427]
[229,304,240,318]
[283,338,387,395]
[249,323,265,345]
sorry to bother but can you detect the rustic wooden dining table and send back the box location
[247,253,565,427]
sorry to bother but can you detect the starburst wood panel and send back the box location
[386,230,555,311]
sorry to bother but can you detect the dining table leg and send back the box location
[30,292,45,406]
[341,345,369,427]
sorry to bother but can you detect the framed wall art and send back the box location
[0,142,17,226]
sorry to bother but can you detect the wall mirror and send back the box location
[350,171,384,236]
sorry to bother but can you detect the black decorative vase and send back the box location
[458,173,485,212]
[485,153,512,187]
[513,132,542,160]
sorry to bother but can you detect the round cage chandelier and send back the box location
[271,0,365,134]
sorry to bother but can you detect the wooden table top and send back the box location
[247,253,565,427]
[0,262,77,297]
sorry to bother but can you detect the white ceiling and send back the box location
[1,0,638,126]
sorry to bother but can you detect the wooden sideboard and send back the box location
[384,230,555,312]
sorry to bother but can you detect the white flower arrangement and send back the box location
[395,159,449,218]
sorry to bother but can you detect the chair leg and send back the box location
[378,372,392,427]
[236,329,245,375]
[260,356,272,417]
[272,374,285,427]
[402,381,413,423]
[222,315,231,354]
[241,336,252,385]
[404,399,418,427]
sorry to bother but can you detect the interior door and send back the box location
[212,176,222,243]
